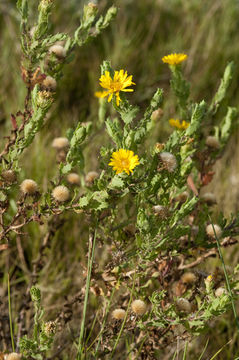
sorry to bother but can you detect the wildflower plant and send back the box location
[1,2,239,359]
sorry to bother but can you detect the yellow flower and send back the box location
[98,70,135,106]
[169,118,190,130]
[162,53,188,65]
[109,149,140,175]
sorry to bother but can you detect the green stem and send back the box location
[77,227,97,359]
[110,271,136,359]
[208,214,239,331]
[8,273,15,352]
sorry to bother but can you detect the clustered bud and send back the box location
[131,299,147,315]
[49,44,66,59]
[85,171,99,186]
[20,179,38,195]
[112,308,126,320]
[42,76,57,91]
[6,353,21,360]
[205,136,220,149]
[52,137,69,150]
[206,224,222,239]
[201,192,216,205]
[159,152,177,173]
[1,169,16,183]
[52,185,70,202]
[176,298,191,313]
[181,272,197,284]
[67,173,80,185]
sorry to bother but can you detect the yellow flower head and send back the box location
[97,70,135,106]
[162,53,188,65]
[169,118,190,130]
[109,149,140,175]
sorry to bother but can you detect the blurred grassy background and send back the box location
[1,0,239,358]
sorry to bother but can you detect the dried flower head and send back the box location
[162,53,188,65]
[67,173,80,185]
[205,136,220,149]
[44,320,57,335]
[206,224,222,239]
[42,75,57,91]
[201,192,216,205]
[37,90,53,108]
[131,299,147,315]
[159,152,177,172]
[152,205,168,218]
[52,137,69,149]
[52,185,70,202]
[169,118,189,130]
[112,308,126,320]
[181,272,197,284]
[215,287,226,297]
[20,179,38,195]
[175,191,189,203]
[85,171,99,186]
[151,108,164,121]
[6,353,21,360]
[109,149,140,175]
[49,44,66,59]
[176,298,191,313]
[97,70,135,106]
[1,170,16,183]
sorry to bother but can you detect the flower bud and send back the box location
[131,299,147,315]
[112,308,126,320]
[83,3,98,21]
[159,152,177,173]
[42,76,57,91]
[6,353,21,360]
[49,44,66,59]
[206,224,222,239]
[37,90,53,108]
[176,298,191,313]
[205,136,220,149]
[151,108,164,122]
[1,170,16,183]
[67,173,80,185]
[52,137,69,150]
[181,272,197,284]
[20,179,38,195]
[52,185,70,202]
[85,171,99,186]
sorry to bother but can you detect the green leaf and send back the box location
[108,175,124,190]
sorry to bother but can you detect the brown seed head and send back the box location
[112,308,126,320]
[20,179,38,195]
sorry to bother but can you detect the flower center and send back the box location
[111,81,122,92]
[121,159,129,168]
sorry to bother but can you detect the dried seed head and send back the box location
[205,136,220,149]
[1,170,16,183]
[151,108,164,122]
[159,152,177,172]
[20,179,38,195]
[112,308,126,320]
[176,298,191,313]
[42,76,57,91]
[131,300,147,315]
[52,137,69,149]
[85,171,99,186]
[215,287,226,297]
[6,353,21,360]
[49,44,66,59]
[52,185,70,202]
[67,173,80,185]
[44,320,57,335]
[175,191,189,203]
[206,224,222,238]
[201,192,216,206]
[152,205,168,218]
[181,272,197,284]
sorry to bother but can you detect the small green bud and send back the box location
[30,286,41,303]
